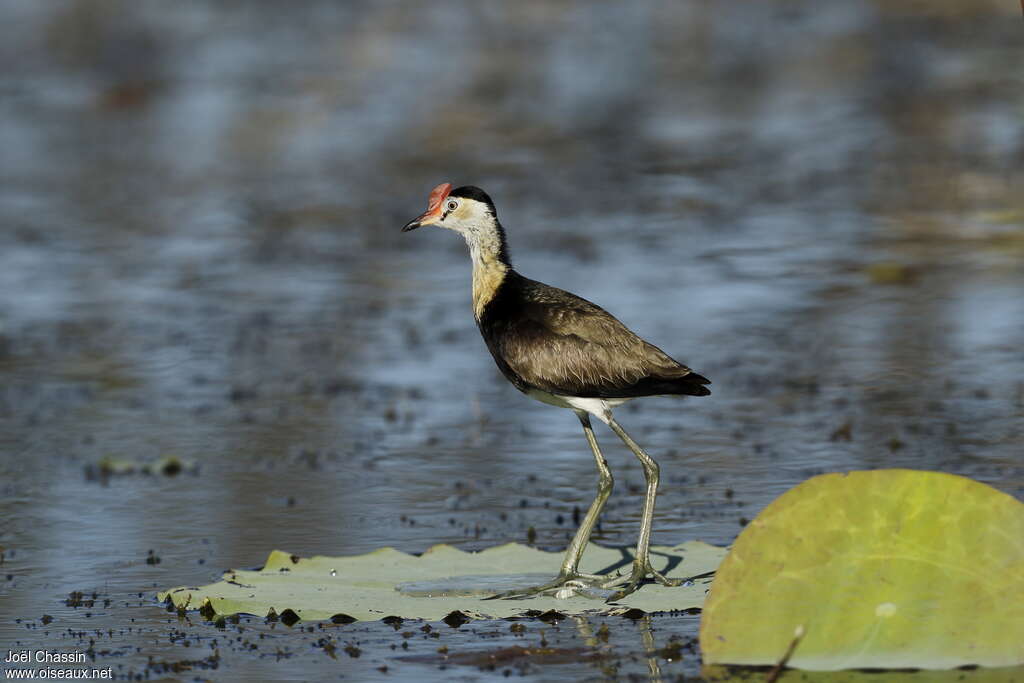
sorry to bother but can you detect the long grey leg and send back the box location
[558,410,614,575]
[606,416,681,595]
[484,410,617,600]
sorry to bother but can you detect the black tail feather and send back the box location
[599,372,711,399]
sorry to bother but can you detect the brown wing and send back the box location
[495,281,708,398]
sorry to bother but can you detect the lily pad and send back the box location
[700,469,1024,670]
[159,540,726,622]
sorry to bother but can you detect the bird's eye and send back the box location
[446,200,459,212]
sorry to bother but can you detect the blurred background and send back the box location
[1,1,1022,679]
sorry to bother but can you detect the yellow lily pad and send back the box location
[700,469,1024,670]
[159,540,727,622]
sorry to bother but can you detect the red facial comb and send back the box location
[426,182,453,213]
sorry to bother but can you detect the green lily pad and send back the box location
[700,469,1024,670]
[158,540,726,622]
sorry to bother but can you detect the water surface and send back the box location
[1,2,1022,680]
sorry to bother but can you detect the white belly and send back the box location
[524,389,630,424]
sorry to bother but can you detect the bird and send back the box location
[402,183,710,600]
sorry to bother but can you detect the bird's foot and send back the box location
[483,571,619,601]
[483,559,683,602]
[602,558,682,602]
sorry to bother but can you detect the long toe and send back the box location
[601,559,682,600]
[648,565,683,587]
[605,579,643,602]
[598,572,633,589]
[484,572,616,601]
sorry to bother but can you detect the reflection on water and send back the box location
[1,1,1022,679]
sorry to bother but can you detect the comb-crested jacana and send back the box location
[402,183,710,600]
